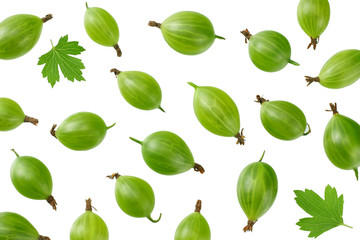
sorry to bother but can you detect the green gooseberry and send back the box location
[50,112,115,151]
[108,173,161,223]
[130,131,204,175]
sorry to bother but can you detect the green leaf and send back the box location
[38,35,86,87]
[294,185,352,238]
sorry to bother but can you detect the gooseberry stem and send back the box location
[187,82,198,89]
[110,68,121,76]
[24,115,39,125]
[129,137,143,145]
[11,149,19,157]
[326,103,338,115]
[240,29,252,43]
[305,76,320,86]
[113,43,122,57]
[243,219,257,232]
[195,200,202,213]
[85,198,97,212]
[259,151,265,162]
[148,21,161,28]
[307,37,319,50]
[107,173,121,179]
[235,128,245,145]
[47,195,57,211]
[39,236,51,240]
[193,163,205,174]
[147,213,162,223]
[288,59,300,66]
[215,35,225,40]
[42,14,53,23]
[354,168,358,181]
[50,124,57,138]
[255,95,269,105]
[158,106,165,113]
[106,123,116,130]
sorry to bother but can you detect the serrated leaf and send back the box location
[294,185,352,238]
[38,35,86,87]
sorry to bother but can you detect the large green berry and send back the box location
[108,173,161,223]
[84,3,121,57]
[111,69,164,112]
[70,199,109,240]
[149,11,224,55]
[0,212,50,239]
[130,131,204,175]
[51,112,115,151]
[323,103,360,180]
[0,13,52,59]
[256,95,310,140]
[10,149,56,210]
[0,97,38,131]
[297,0,330,49]
[237,151,278,232]
[189,82,244,145]
[174,200,211,240]
[306,49,360,89]
[241,29,299,72]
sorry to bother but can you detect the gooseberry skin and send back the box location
[84,4,118,46]
[108,174,161,223]
[53,112,115,151]
[237,152,278,232]
[323,103,360,180]
[306,49,360,89]
[174,200,211,240]
[189,82,244,144]
[151,11,224,55]
[297,0,330,49]
[0,98,25,131]
[0,212,47,239]
[116,71,164,111]
[116,176,155,217]
[10,150,55,209]
[258,98,309,140]
[84,3,121,56]
[130,131,203,175]
[244,30,299,72]
[70,199,109,240]
[0,14,48,60]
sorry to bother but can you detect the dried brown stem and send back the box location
[24,115,39,125]
[305,76,320,86]
[110,68,121,76]
[113,43,122,57]
[107,173,121,179]
[47,195,57,210]
[254,95,268,105]
[193,163,205,174]
[50,124,57,138]
[42,14,53,23]
[148,21,161,28]
[195,200,202,213]
[307,37,319,50]
[243,219,257,232]
[235,128,245,145]
[326,103,338,115]
[85,198,97,212]
[240,29,252,43]
[39,236,51,240]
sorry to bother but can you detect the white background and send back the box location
[1,0,360,239]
